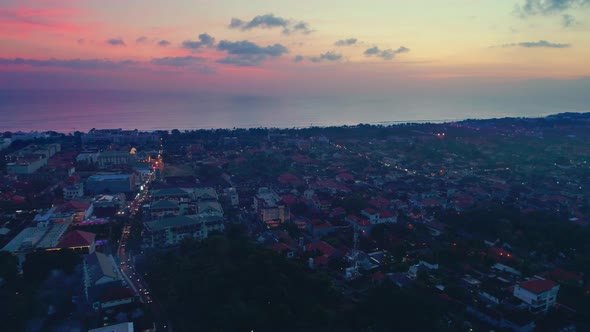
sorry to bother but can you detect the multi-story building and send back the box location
[82,128,159,145]
[76,149,100,164]
[96,151,136,169]
[6,156,47,174]
[253,187,289,226]
[63,183,84,200]
[144,215,225,248]
[5,143,61,174]
[86,174,136,194]
[513,277,559,314]
[224,187,239,206]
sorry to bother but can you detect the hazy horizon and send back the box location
[2,87,589,133]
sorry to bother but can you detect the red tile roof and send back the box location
[57,230,96,248]
[314,255,329,266]
[306,241,336,257]
[362,208,377,215]
[519,278,558,294]
[280,194,298,206]
[55,201,90,213]
[278,173,300,184]
[358,219,372,227]
[270,242,291,253]
[379,211,395,218]
[544,268,582,283]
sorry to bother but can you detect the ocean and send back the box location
[1,89,588,133]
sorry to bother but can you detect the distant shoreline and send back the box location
[5,112,589,135]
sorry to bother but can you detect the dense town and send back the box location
[1,113,590,332]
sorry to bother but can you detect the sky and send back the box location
[0,0,589,97]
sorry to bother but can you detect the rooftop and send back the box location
[58,230,96,248]
[145,214,223,232]
[87,174,132,182]
[518,278,558,294]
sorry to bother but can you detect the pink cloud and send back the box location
[0,7,87,36]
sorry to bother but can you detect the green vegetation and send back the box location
[144,226,449,332]
[0,249,82,331]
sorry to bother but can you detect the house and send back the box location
[270,242,295,258]
[492,263,522,277]
[304,241,338,259]
[388,272,413,288]
[467,305,535,332]
[361,208,379,224]
[378,211,397,223]
[479,279,510,304]
[345,215,372,233]
[309,221,338,237]
[513,277,559,314]
[542,268,583,286]
[425,221,446,236]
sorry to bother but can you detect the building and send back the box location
[5,143,61,174]
[53,201,94,223]
[151,187,191,201]
[56,230,96,253]
[513,277,559,314]
[224,187,239,206]
[6,156,47,174]
[76,150,100,164]
[0,138,12,151]
[253,188,289,226]
[144,215,225,248]
[83,251,123,302]
[98,287,136,310]
[82,128,159,145]
[11,131,49,141]
[86,174,136,194]
[96,151,136,169]
[92,195,124,207]
[63,183,84,200]
[149,199,182,218]
[89,322,134,332]
[1,219,71,253]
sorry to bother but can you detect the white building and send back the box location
[89,322,134,332]
[513,277,559,314]
[224,187,239,206]
[63,183,84,200]
[144,215,225,248]
[76,150,100,164]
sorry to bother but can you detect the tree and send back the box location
[0,252,18,282]
[22,250,81,284]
